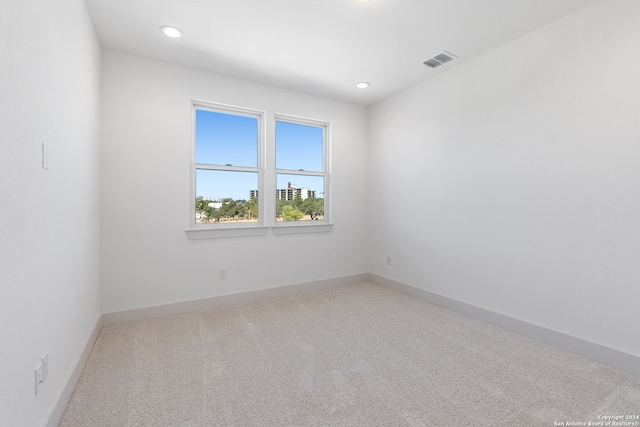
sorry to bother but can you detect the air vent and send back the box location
[434,53,453,64]
[423,51,457,69]
[423,59,442,68]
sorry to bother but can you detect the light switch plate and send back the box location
[42,142,49,169]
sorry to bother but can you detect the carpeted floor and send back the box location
[60,282,640,426]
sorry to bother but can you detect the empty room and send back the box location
[1,0,639,426]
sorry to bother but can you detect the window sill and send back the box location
[186,226,269,240]
[272,223,334,235]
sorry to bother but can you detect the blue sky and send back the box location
[275,121,323,172]
[195,110,324,201]
[195,110,257,167]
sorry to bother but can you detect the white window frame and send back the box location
[186,100,268,239]
[272,114,333,234]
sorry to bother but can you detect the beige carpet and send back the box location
[60,282,640,426]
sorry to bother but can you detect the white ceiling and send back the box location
[85,0,598,106]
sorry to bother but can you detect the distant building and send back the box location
[250,182,315,202]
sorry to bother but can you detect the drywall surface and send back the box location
[100,50,368,313]
[0,1,101,425]
[368,0,640,357]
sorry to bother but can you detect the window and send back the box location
[187,103,331,239]
[275,116,329,225]
[189,102,266,237]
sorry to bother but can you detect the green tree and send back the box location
[276,199,293,219]
[219,198,237,221]
[282,205,304,221]
[204,204,223,222]
[248,197,259,221]
[298,196,324,220]
[236,199,250,220]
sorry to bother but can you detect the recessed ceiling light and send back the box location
[356,82,370,89]
[160,26,183,38]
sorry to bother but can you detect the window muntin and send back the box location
[275,117,329,223]
[191,102,263,228]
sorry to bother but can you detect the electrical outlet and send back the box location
[386,256,391,266]
[42,353,49,382]
[35,362,43,395]
[219,267,228,279]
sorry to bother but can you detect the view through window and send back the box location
[192,103,329,228]
[193,105,262,225]
[275,119,326,222]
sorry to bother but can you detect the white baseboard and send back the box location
[44,316,102,427]
[369,273,640,377]
[102,273,370,327]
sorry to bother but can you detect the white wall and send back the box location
[0,0,101,425]
[100,50,369,313]
[368,0,640,357]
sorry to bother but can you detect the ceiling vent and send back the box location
[423,51,457,69]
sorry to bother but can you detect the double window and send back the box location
[190,101,329,237]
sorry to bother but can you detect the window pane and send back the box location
[195,170,259,223]
[276,174,324,222]
[275,121,323,172]
[195,109,258,167]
